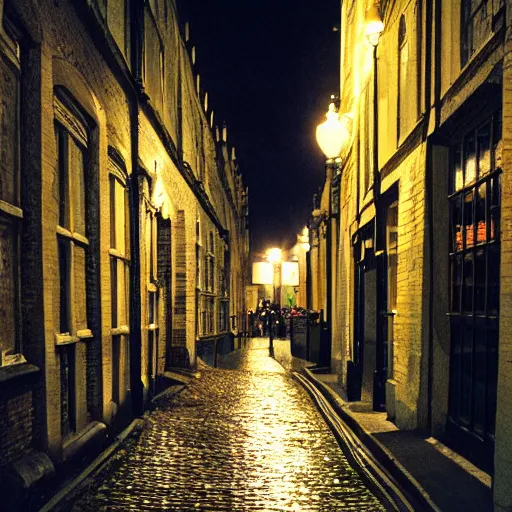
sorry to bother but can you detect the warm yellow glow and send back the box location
[252,262,273,285]
[299,226,310,251]
[281,262,299,286]
[365,4,384,46]
[266,247,283,264]
[316,103,350,159]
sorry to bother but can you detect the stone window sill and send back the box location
[0,362,40,386]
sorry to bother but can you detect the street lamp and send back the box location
[316,99,350,161]
[365,4,384,47]
[266,247,282,357]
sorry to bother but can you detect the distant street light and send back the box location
[265,247,282,357]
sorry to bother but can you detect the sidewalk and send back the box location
[300,365,493,512]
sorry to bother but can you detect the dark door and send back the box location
[374,188,399,412]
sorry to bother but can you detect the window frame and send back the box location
[397,14,408,143]
[0,20,22,364]
[54,92,93,344]
[447,110,502,442]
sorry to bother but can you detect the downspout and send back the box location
[129,0,144,417]
[423,0,437,431]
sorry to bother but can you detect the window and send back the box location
[195,220,202,289]
[109,159,130,404]
[219,246,229,332]
[460,0,499,67]
[146,210,159,393]
[206,232,214,292]
[144,6,164,112]
[415,1,422,120]
[386,202,398,379]
[0,22,21,365]
[448,111,501,444]
[397,15,408,141]
[54,90,93,437]
[106,0,131,63]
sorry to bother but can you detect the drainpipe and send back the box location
[422,0,436,432]
[372,40,386,412]
[128,0,144,417]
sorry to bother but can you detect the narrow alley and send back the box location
[69,341,386,511]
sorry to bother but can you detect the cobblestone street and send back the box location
[71,340,386,511]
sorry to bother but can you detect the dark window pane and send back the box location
[58,238,70,333]
[451,196,463,252]
[112,335,121,404]
[490,175,500,241]
[57,127,70,229]
[451,255,462,313]
[486,326,498,435]
[453,146,463,193]
[476,183,487,244]
[493,113,502,171]
[0,55,19,206]
[69,138,86,235]
[144,11,163,113]
[464,190,474,248]
[474,249,485,314]
[0,216,18,353]
[148,292,155,324]
[462,252,473,313]
[460,321,474,425]
[473,321,486,435]
[111,257,118,327]
[60,344,76,437]
[488,244,499,315]
[110,176,116,249]
[477,123,491,178]
[464,134,476,187]
[449,319,462,421]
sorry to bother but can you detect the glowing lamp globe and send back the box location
[365,5,384,46]
[316,103,349,159]
[266,247,282,264]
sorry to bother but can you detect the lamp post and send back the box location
[315,98,350,367]
[266,248,282,357]
[365,4,386,412]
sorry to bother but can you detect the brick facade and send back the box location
[309,0,512,508]
[0,0,249,507]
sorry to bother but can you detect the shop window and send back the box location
[448,110,501,449]
[0,22,21,366]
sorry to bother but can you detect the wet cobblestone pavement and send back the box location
[71,339,386,511]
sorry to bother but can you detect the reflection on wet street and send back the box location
[72,339,385,511]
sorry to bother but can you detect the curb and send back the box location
[300,367,440,512]
[39,419,144,512]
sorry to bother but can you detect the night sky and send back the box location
[177,0,340,255]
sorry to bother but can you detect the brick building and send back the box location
[0,0,249,507]
[310,0,512,508]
